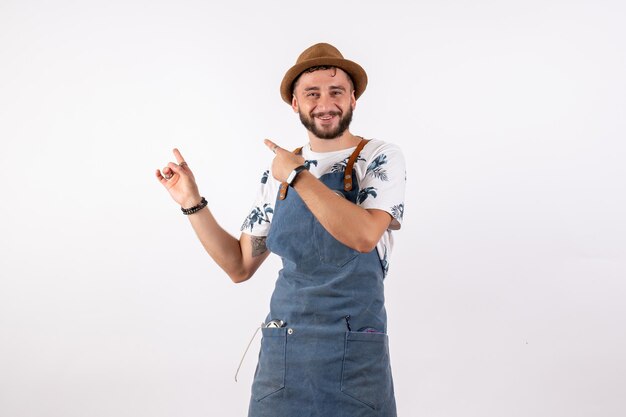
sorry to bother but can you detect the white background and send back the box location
[1,1,625,416]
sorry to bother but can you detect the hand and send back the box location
[264,139,305,182]
[156,148,202,207]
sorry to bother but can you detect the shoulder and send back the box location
[353,138,406,184]
[359,139,405,169]
[362,139,404,159]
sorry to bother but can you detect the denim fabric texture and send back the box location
[248,146,397,417]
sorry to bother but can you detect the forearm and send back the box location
[292,171,389,252]
[186,206,249,282]
[157,150,267,282]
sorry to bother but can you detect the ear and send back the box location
[350,90,357,110]
[291,94,299,113]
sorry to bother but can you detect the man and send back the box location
[157,43,405,417]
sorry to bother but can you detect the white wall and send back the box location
[1,1,625,416]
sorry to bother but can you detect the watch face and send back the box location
[287,165,307,185]
[286,170,297,184]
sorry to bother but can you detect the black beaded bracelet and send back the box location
[181,197,208,215]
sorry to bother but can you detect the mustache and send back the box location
[311,110,342,118]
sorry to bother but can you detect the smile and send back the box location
[313,112,341,124]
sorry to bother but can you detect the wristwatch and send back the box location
[286,165,308,185]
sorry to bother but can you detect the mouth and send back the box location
[313,112,340,125]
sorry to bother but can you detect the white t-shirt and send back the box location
[241,138,406,276]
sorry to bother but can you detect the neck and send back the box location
[307,130,361,152]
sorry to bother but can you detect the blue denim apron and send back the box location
[248,141,397,417]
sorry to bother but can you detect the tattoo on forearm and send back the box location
[251,236,268,258]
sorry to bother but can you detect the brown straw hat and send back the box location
[280,42,368,104]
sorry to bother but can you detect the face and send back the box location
[292,68,356,140]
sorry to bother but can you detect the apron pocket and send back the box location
[341,331,393,410]
[251,327,286,401]
[313,220,359,267]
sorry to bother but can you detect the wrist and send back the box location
[285,164,308,185]
[181,194,202,208]
[278,165,308,200]
[181,196,208,215]
[290,167,309,187]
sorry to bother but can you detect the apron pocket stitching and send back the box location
[340,331,392,410]
[313,220,359,268]
[251,328,286,401]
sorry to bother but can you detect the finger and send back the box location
[155,169,168,185]
[264,138,282,153]
[172,148,186,164]
[159,167,174,182]
[167,161,185,174]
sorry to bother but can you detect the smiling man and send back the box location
[157,42,405,417]
[294,66,355,140]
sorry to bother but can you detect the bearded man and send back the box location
[157,42,405,417]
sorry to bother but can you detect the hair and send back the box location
[292,65,355,96]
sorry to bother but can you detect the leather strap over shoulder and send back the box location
[343,138,370,191]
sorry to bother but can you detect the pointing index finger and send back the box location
[264,139,281,153]
[172,148,185,164]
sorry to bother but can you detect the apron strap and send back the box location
[278,138,370,200]
[343,138,369,191]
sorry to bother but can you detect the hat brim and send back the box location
[280,57,368,104]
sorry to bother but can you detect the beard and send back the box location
[298,106,353,140]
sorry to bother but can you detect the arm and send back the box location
[264,140,392,253]
[156,149,269,283]
[185,207,270,283]
[292,171,392,252]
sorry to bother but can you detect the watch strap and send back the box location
[286,165,308,185]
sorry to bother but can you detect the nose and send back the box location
[316,92,335,112]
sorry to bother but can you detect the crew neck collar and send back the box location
[303,143,357,159]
